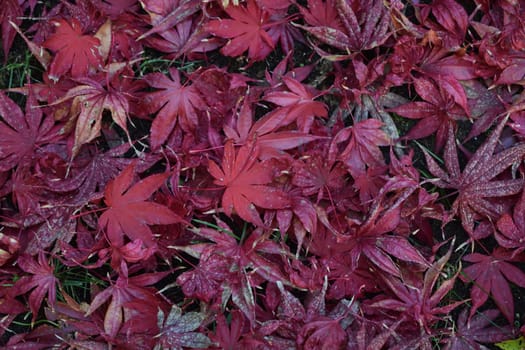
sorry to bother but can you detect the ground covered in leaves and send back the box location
[1,0,525,349]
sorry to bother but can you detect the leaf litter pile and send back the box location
[1,0,525,349]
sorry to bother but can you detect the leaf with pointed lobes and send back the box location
[331,118,390,177]
[211,309,246,350]
[205,0,275,61]
[224,99,322,156]
[139,0,202,39]
[422,115,525,234]
[144,68,205,150]
[462,247,525,324]
[14,252,58,323]
[0,91,60,171]
[443,308,514,350]
[156,305,212,349]
[99,162,185,247]
[43,18,102,80]
[86,266,169,339]
[299,0,390,55]
[496,190,525,257]
[263,76,328,132]
[208,140,290,226]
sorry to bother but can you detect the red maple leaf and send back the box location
[298,0,343,30]
[176,249,231,303]
[299,0,390,56]
[223,98,321,158]
[422,116,525,235]
[205,0,275,61]
[54,66,142,156]
[144,68,205,149]
[443,308,514,349]
[419,0,469,50]
[155,305,212,349]
[0,91,60,171]
[1,0,23,61]
[85,266,168,338]
[369,243,463,333]
[99,163,184,247]
[390,77,468,151]
[48,143,133,204]
[210,310,245,350]
[461,247,525,324]
[330,118,390,177]
[13,252,58,323]
[496,190,525,257]
[43,18,102,80]
[316,197,428,277]
[208,140,290,226]
[263,76,327,133]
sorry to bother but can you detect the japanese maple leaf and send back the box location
[144,68,205,149]
[461,247,525,324]
[298,0,343,30]
[390,77,467,151]
[140,0,216,59]
[155,305,212,350]
[422,116,525,235]
[443,309,514,350]
[205,0,275,61]
[419,0,469,50]
[55,67,141,156]
[299,0,390,56]
[43,18,102,80]
[208,140,290,226]
[316,198,428,276]
[176,249,231,303]
[211,310,245,350]
[369,244,463,333]
[263,76,328,133]
[1,0,23,61]
[292,151,347,203]
[85,267,168,338]
[330,118,390,177]
[139,0,202,39]
[496,190,525,257]
[13,252,58,323]
[223,98,321,157]
[48,143,132,204]
[188,221,292,286]
[99,163,183,247]
[0,91,60,171]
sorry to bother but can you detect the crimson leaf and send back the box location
[461,247,525,324]
[208,140,290,226]
[422,116,525,234]
[42,18,102,80]
[0,91,59,171]
[99,163,183,247]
